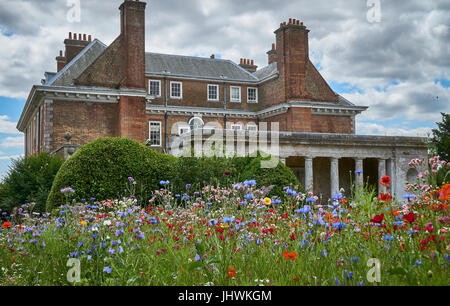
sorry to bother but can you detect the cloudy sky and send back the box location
[0,0,449,176]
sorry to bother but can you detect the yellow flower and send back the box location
[221,225,229,229]
[80,220,88,226]
[264,198,272,205]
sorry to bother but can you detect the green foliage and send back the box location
[0,153,64,213]
[430,113,450,162]
[170,152,301,198]
[239,153,301,197]
[170,156,233,192]
[46,138,175,211]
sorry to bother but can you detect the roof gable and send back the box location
[48,39,107,86]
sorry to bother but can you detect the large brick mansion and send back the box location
[17,0,427,201]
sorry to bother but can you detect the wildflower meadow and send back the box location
[0,157,449,287]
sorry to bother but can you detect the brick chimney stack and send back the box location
[239,58,258,73]
[267,43,277,65]
[118,0,148,141]
[56,50,66,72]
[275,18,310,100]
[119,0,147,89]
[64,32,91,64]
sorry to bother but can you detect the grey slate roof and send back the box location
[47,39,107,86]
[145,53,258,82]
[253,62,278,80]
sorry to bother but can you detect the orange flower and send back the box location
[1,222,12,229]
[283,251,299,261]
[438,184,450,201]
[227,267,236,278]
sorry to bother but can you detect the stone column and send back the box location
[378,158,387,195]
[386,158,395,195]
[330,157,339,197]
[355,158,364,189]
[304,157,314,192]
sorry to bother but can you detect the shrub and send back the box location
[46,138,175,211]
[239,153,301,198]
[0,153,64,213]
[169,152,301,198]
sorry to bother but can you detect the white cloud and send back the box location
[356,122,432,137]
[0,136,24,149]
[0,154,23,160]
[0,115,19,134]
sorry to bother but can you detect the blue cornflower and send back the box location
[103,266,112,274]
[332,193,343,201]
[244,180,257,186]
[415,260,422,266]
[245,193,254,200]
[383,235,394,242]
[186,184,191,189]
[355,170,363,174]
[403,194,415,200]
[393,221,405,226]
[223,217,235,223]
[306,198,317,203]
[195,254,201,261]
[333,222,346,229]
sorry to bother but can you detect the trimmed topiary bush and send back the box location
[46,138,175,211]
[0,153,64,213]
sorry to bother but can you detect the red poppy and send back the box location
[378,193,393,202]
[282,251,299,261]
[227,267,236,278]
[438,184,450,201]
[380,176,391,187]
[2,222,12,229]
[370,214,385,224]
[403,213,416,224]
[224,171,231,176]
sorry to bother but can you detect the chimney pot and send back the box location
[69,32,72,39]
[301,22,303,26]
[251,59,254,65]
[83,34,87,41]
[59,50,63,56]
[88,35,92,41]
[272,43,275,50]
[293,18,296,24]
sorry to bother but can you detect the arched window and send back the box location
[189,117,204,131]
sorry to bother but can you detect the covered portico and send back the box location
[278,133,428,201]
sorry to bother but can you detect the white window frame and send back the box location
[207,84,219,102]
[148,79,161,97]
[230,86,241,103]
[247,87,258,103]
[149,121,162,147]
[247,124,258,132]
[170,81,183,99]
[231,123,243,131]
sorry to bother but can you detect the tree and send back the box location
[0,153,64,213]
[431,113,450,162]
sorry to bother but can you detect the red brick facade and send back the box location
[19,0,362,155]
